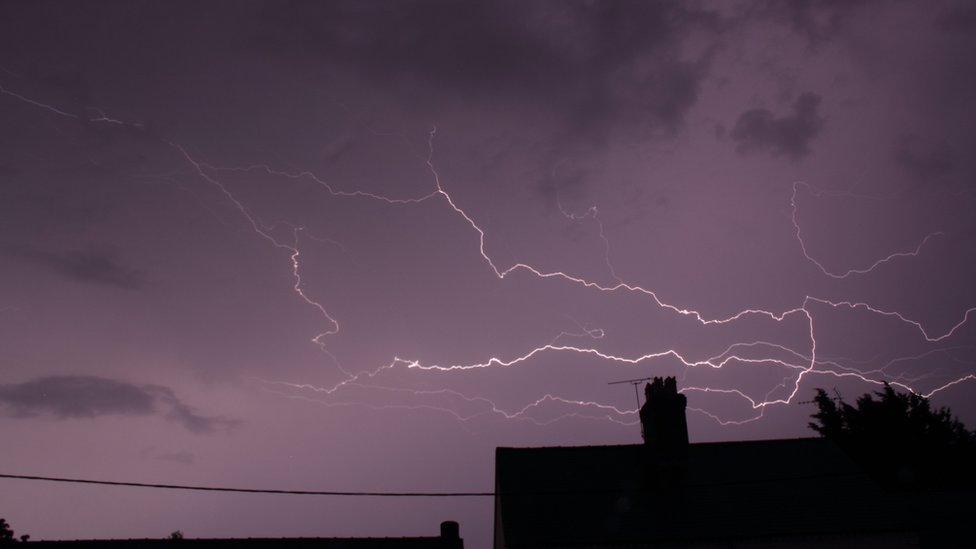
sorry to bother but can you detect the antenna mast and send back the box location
[607,376,655,409]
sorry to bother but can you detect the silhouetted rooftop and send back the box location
[24,538,455,549]
[495,437,913,546]
[25,521,462,549]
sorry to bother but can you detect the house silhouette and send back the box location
[23,521,463,549]
[493,377,918,548]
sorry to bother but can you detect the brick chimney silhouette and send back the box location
[639,376,689,453]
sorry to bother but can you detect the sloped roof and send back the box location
[495,438,912,546]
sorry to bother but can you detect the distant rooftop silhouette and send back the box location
[24,522,462,549]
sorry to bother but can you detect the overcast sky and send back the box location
[2,1,976,547]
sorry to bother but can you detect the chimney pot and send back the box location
[440,521,460,540]
[639,376,689,453]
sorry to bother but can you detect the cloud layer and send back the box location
[731,92,825,161]
[252,0,720,140]
[0,245,146,290]
[0,376,236,433]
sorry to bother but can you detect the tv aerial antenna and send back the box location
[607,376,655,409]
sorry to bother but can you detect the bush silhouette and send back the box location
[809,384,976,488]
[0,519,17,545]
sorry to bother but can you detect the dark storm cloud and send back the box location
[0,244,147,290]
[0,376,154,417]
[151,385,240,434]
[893,134,956,181]
[253,0,725,208]
[754,0,875,44]
[252,0,720,138]
[730,93,824,161]
[0,375,237,434]
[936,4,976,33]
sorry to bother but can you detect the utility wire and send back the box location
[0,474,492,497]
[0,470,867,497]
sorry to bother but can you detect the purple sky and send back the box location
[2,1,976,547]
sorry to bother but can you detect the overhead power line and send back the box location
[0,473,493,497]
[1,470,867,497]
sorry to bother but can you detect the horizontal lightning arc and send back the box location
[174,127,976,422]
[3,83,974,427]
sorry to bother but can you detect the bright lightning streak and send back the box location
[172,144,352,382]
[553,159,622,285]
[791,182,944,279]
[4,84,975,429]
[806,297,976,343]
[176,127,975,424]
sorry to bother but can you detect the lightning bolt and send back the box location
[4,82,975,430]
[791,181,944,279]
[166,127,976,427]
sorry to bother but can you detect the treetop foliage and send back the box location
[809,384,976,487]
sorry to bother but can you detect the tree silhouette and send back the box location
[809,384,976,488]
[0,519,16,544]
